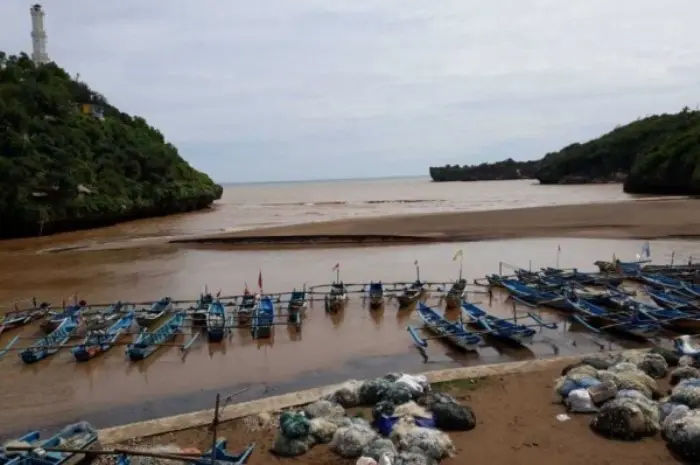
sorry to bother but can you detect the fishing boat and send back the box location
[40,303,84,334]
[461,301,536,345]
[412,303,482,351]
[192,291,215,327]
[368,281,384,308]
[645,287,699,312]
[126,312,185,361]
[237,291,260,325]
[682,281,700,299]
[72,312,135,362]
[287,289,306,327]
[565,294,660,339]
[326,281,347,313]
[639,273,686,290]
[2,422,98,465]
[117,440,255,465]
[397,280,424,308]
[252,296,274,339]
[20,316,79,364]
[499,279,573,311]
[625,300,700,333]
[0,305,47,336]
[135,297,173,327]
[444,279,466,308]
[206,300,227,342]
[0,429,45,465]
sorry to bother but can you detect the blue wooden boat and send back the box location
[126,312,184,361]
[13,422,99,465]
[40,304,83,334]
[0,430,45,465]
[72,311,135,362]
[20,317,78,364]
[368,281,384,308]
[251,297,274,339]
[639,273,685,290]
[326,282,348,313]
[499,279,573,311]
[461,301,536,345]
[414,302,482,351]
[237,292,259,324]
[682,281,700,299]
[206,300,227,342]
[397,280,424,308]
[135,296,173,327]
[565,294,660,339]
[117,440,255,465]
[645,286,699,312]
[626,299,700,333]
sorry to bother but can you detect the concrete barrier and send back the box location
[98,354,586,444]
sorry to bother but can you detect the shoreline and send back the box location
[172,198,700,249]
[98,354,587,444]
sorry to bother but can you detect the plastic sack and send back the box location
[664,409,700,462]
[309,417,339,444]
[360,378,393,405]
[270,434,315,457]
[565,389,597,413]
[329,423,378,458]
[375,415,436,437]
[362,438,397,464]
[554,374,601,399]
[670,367,700,386]
[383,383,414,405]
[395,374,429,397]
[304,399,345,419]
[616,389,648,402]
[393,451,436,465]
[332,380,363,407]
[279,411,310,439]
[356,457,378,465]
[590,396,660,440]
[391,424,455,461]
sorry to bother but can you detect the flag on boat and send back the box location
[258,270,263,292]
[332,263,340,271]
[453,249,463,261]
[641,241,651,258]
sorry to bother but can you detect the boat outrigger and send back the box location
[461,301,538,345]
[135,297,173,327]
[126,312,185,361]
[3,422,99,465]
[410,303,482,351]
[20,316,79,364]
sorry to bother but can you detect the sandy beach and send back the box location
[118,357,677,465]
[174,198,700,249]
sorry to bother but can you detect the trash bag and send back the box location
[373,401,396,422]
[650,346,680,367]
[566,389,597,413]
[360,378,393,405]
[636,353,669,379]
[670,366,700,386]
[383,383,414,405]
[590,396,660,440]
[332,380,363,407]
[304,399,345,419]
[329,422,379,458]
[391,424,455,461]
[362,438,398,463]
[309,417,339,444]
[270,434,315,457]
[393,451,437,465]
[431,399,476,431]
[554,374,601,399]
[279,411,311,439]
[664,409,700,462]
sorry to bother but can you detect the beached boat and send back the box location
[645,287,699,312]
[326,282,348,313]
[40,303,84,334]
[252,296,274,339]
[628,300,700,333]
[0,305,47,336]
[461,301,536,345]
[397,280,424,308]
[20,316,79,364]
[413,303,482,351]
[565,294,660,339]
[117,440,255,465]
[126,312,185,361]
[191,292,215,327]
[368,281,384,308]
[287,289,306,327]
[2,422,98,465]
[444,279,466,308]
[682,281,700,299]
[72,312,135,362]
[206,300,227,342]
[639,273,686,291]
[499,279,573,311]
[135,297,173,327]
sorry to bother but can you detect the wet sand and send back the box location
[0,237,694,438]
[178,198,700,248]
[122,359,677,465]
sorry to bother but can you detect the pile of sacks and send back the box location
[270,372,476,465]
[555,347,700,462]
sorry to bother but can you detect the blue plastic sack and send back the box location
[374,415,436,436]
[557,376,601,398]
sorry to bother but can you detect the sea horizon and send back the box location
[217,173,429,187]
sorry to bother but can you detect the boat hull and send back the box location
[369,295,384,308]
[444,293,463,308]
[397,292,421,308]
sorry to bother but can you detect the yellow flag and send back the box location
[453,249,463,261]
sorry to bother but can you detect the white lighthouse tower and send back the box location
[30,4,49,64]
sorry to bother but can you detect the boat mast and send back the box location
[415,260,420,282]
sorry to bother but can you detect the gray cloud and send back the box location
[2,1,699,182]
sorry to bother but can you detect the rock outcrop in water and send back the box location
[428,159,539,182]
[0,52,222,239]
[430,107,700,195]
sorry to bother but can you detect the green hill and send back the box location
[0,52,223,239]
[429,107,700,194]
[429,158,539,182]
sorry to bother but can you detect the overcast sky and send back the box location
[2,1,699,183]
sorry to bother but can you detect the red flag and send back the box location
[332,263,340,271]
[258,270,263,292]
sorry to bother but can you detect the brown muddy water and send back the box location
[1,236,699,438]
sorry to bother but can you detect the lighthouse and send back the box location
[30,4,49,64]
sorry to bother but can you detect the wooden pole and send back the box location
[210,393,220,465]
[459,254,463,280]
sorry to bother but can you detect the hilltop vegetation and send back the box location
[429,108,700,195]
[0,52,222,239]
[429,158,539,182]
